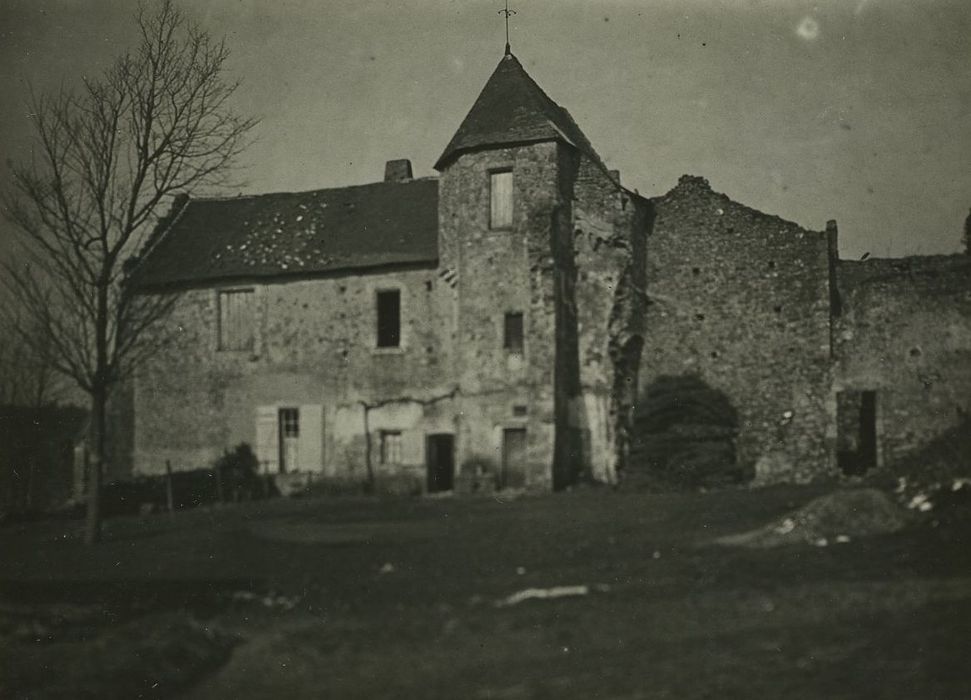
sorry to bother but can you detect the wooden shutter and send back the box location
[255,405,279,473]
[490,171,513,228]
[299,404,324,472]
[402,429,423,465]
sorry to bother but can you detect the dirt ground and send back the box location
[2,485,969,699]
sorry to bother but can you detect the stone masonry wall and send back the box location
[132,265,456,492]
[572,159,651,482]
[641,175,835,483]
[437,142,561,489]
[836,255,971,466]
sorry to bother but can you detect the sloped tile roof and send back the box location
[435,52,606,170]
[131,178,439,289]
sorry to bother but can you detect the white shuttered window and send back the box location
[490,171,513,229]
[218,289,255,351]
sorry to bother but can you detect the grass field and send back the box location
[2,485,970,699]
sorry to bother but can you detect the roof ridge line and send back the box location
[187,176,438,203]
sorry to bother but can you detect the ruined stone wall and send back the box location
[572,159,650,482]
[132,265,456,491]
[836,255,971,466]
[641,175,835,482]
[437,143,561,488]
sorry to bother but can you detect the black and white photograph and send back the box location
[1,0,969,697]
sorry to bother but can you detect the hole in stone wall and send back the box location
[695,313,705,321]
[425,280,433,291]
[691,267,701,276]
[909,347,921,357]
[767,261,776,269]
[774,305,783,314]
[339,285,347,293]
[512,405,528,417]
[710,351,719,358]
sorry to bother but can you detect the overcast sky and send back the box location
[1,0,969,259]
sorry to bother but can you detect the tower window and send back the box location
[504,311,524,353]
[490,170,513,229]
[376,289,401,348]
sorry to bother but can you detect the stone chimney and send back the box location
[384,159,413,182]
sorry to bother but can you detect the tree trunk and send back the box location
[84,385,107,544]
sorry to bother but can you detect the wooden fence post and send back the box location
[215,459,225,505]
[165,460,175,515]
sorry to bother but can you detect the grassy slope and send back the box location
[1,486,969,699]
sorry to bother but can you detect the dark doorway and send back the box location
[837,390,878,475]
[859,391,877,471]
[501,428,528,489]
[426,434,455,493]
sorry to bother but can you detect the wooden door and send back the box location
[501,428,527,489]
[426,434,455,493]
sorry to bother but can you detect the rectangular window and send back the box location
[376,289,401,348]
[218,289,255,351]
[277,407,300,474]
[504,311,524,353]
[380,430,403,464]
[279,408,300,438]
[490,170,513,229]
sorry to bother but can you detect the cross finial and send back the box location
[499,0,517,55]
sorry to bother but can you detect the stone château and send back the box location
[121,51,971,492]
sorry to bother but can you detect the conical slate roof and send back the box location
[434,52,606,171]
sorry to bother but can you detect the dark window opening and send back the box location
[512,405,528,417]
[376,290,401,348]
[504,312,524,353]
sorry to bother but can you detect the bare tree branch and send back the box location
[1,0,257,543]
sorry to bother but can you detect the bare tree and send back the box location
[2,0,256,543]
[964,208,970,255]
[0,306,64,407]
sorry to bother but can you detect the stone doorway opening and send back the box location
[837,390,878,476]
[426,434,455,493]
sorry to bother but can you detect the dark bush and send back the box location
[212,443,262,502]
[627,374,744,491]
[101,443,269,516]
[0,405,87,517]
[456,456,498,494]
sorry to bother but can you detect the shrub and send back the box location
[628,374,744,491]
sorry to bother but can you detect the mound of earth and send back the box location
[716,488,912,548]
